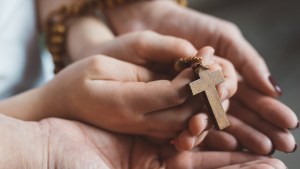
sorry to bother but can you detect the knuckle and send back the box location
[141,30,157,37]
[221,21,242,39]
[172,38,194,55]
[86,55,107,73]
[133,31,157,56]
[165,86,186,106]
[136,31,157,45]
[223,21,241,33]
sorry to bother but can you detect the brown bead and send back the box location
[52,55,63,63]
[115,0,125,5]
[49,47,63,54]
[51,35,64,44]
[106,0,116,8]
[52,24,65,33]
[177,0,188,7]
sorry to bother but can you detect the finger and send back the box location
[215,23,280,97]
[222,99,230,112]
[195,46,214,64]
[192,47,238,101]
[189,113,212,136]
[134,31,198,63]
[229,100,296,153]
[235,82,298,129]
[85,55,162,82]
[225,115,273,155]
[211,56,238,101]
[203,130,241,151]
[218,158,286,169]
[165,151,269,169]
[145,93,205,139]
[146,98,230,138]
[98,31,198,66]
[89,67,195,115]
[173,129,209,151]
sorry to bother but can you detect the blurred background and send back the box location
[189,0,300,168]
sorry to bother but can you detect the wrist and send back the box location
[0,87,54,121]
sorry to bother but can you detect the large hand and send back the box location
[47,118,288,169]
[201,80,298,155]
[0,114,286,169]
[105,0,281,97]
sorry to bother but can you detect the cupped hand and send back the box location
[105,0,281,97]
[200,80,298,155]
[39,117,287,169]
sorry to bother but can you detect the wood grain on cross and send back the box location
[189,67,230,130]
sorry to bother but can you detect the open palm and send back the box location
[46,118,285,169]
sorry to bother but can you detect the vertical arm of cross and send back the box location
[204,87,230,129]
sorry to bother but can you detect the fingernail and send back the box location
[269,76,283,96]
[194,130,209,147]
[191,137,196,149]
[267,147,276,156]
[289,121,299,130]
[292,144,298,153]
[296,121,300,129]
[286,144,297,154]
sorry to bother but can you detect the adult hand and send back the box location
[0,114,287,169]
[201,80,298,155]
[105,0,281,97]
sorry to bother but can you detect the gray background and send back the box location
[189,0,300,168]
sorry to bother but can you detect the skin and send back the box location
[0,47,236,146]
[0,114,287,169]
[36,0,298,152]
[0,0,293,168]
[64,15,298,154]
[103,0,277,97]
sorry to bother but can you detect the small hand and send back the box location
[50,29,239,142]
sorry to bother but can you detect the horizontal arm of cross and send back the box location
[189,79,207,95]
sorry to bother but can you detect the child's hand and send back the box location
[41,46,237,142]
[42,54,198,140]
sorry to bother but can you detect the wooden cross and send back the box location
[189,66,230,130]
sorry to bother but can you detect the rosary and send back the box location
[175,55,230,130]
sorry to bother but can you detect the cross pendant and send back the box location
[189,65,230,130]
